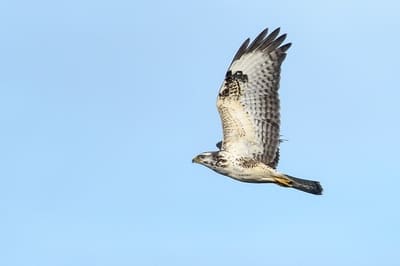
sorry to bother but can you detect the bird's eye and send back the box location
[199,155,206,159]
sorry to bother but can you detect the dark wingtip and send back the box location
[231,38,250,62]
[279,43,292,52]
[247,27,269,52]
[230,27,290,65]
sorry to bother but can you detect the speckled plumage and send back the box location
[193,27,323,195]
[217,28,289,169]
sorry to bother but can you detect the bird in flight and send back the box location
[192,27,323,195]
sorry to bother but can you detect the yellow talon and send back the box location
[274,176,293,187]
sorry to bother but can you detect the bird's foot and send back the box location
[273,176,293,187]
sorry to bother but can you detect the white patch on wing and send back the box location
[215,28,290,168]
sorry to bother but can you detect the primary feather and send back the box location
[193,27,323,195]
[217,27,290,169]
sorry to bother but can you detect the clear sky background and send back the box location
[1,0,400,265]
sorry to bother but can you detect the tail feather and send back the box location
[285,174,323,195]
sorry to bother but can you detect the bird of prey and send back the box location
[192,27,323,195]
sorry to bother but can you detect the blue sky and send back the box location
[1,0,400,265]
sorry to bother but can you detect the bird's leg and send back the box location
[273,175,293,187]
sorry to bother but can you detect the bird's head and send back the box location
[192,151,230,172]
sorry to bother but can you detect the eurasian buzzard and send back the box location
[192,27,323,195]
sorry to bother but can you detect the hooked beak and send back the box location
[192,156,200,164]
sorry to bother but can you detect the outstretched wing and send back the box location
[216,28,290,168]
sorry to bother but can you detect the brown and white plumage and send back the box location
[217,28,289,169]
[193,27,323,195]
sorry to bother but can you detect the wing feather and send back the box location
[231,38,250,63]
[216,27,290,168]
